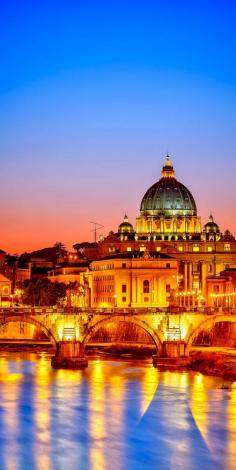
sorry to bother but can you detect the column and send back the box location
[184,262,188,291]
[132,275,137,305]
[51,341,88,369]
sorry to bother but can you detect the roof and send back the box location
[93,251,175,261]
[0,273,11,283]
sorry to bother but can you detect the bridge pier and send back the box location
[153,340,191,368]
[51,341,88,369]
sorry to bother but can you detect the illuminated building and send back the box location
[90,250,177,308]
[136,155,201,240]
[47,155,236,310]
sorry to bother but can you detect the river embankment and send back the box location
[189,350,236,382]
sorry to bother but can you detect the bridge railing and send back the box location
[0,306,236,316]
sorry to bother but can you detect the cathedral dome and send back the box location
[118,214,134,234]
[203,214,220,233]
[140,155,197,217]
[203,214,221,241]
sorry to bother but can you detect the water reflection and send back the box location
[0,352,235,469]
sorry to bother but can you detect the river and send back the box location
[0,351,235,470]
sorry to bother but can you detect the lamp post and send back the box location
[113,294,118,308]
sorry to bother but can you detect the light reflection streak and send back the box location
[189,374,211,450]
[140,364,159,417]
[0,356,21,470]
[226,386,236,468]
[34,354,52,470]
[89,360,106,470]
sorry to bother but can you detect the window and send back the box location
[139,246,146,252]
[207,246,213,252]
[156,246,161,252]
[224,244,231,252]
[122,284,127,293]
[144,297,149,302]
[166,263,171,268]
[122,296,126,302]
[122,263,126,268]
[213,285,220,293]
[143,280,150,293]
[178,246,183,252]
[166,284,171,293]
[127,247,132,252]
[193,245,199,252]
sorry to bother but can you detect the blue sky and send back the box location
[1,0,236,251]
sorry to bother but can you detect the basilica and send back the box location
[48,155,236,311]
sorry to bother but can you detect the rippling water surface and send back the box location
[0,351,235,470]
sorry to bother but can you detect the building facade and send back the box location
[90,251,177,308]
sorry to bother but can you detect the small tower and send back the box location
[202,214,221,241]
[118,214,134,240]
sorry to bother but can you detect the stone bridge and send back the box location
[0,307,235,368]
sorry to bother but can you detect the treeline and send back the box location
[22,279,70,306]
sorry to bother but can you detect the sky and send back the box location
[1,0,236,253]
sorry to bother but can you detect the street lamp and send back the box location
[113,294,118,307]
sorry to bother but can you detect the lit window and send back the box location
[127,247,132,252]
[178,246,183,252]
[207,246,213,252]
[156,246,161,252]
[143,280,150,293]
[140,246,146,252]
[193,245,199,252]
[224,243,231,252]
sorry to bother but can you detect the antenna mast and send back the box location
[90,221,104,243]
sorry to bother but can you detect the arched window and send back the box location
[143,280,150,294]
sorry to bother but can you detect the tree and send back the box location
[22,279,67,306]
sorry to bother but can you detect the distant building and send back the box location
[90,251,177,308]
[0,273,12,306]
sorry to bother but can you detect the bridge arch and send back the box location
[186,314,236,355]
[0,315,57,346]
[83,315,163,353]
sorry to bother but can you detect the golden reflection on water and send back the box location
[89,359,107,470]
[189,374,211,450]
[161,370,190,389]
[140,364,159,416]
[0,357,21,470]
[0,353,235,470]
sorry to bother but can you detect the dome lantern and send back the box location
[161,154,175,179]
